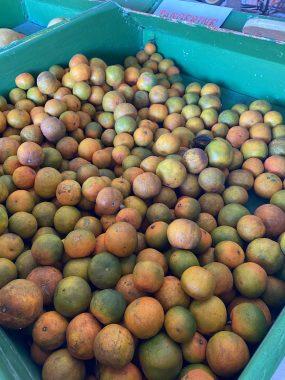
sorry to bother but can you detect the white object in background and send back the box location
[243,18,285,41]
[0,28,23,47]
[154,0,232,28]
[47,17,68,27]
[272,357,285,380]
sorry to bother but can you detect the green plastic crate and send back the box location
[0,2,284,379]
[99,0,158,12]
[4,0,282,38]
[222,9,285,32]
[0,0,99,47]
[111,0,285,32]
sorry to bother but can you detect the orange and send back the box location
[105,222,137,257]
[181,266,215,300]
[124,296,164,339]
[206,331,249,377]
[64,229,96,258]
[190,296,227,334]
[154,276,190,311]
[214,241,245,269]
[133,261,164,293]
[94,324,134,368]
[182,332,207,363]
[167,219,201,250]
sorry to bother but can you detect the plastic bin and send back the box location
[90,0,158,12]
[0,2,284,379]
[108,0,285,33]
[0,0,99,47]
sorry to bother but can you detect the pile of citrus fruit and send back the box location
[0,42,284,380]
